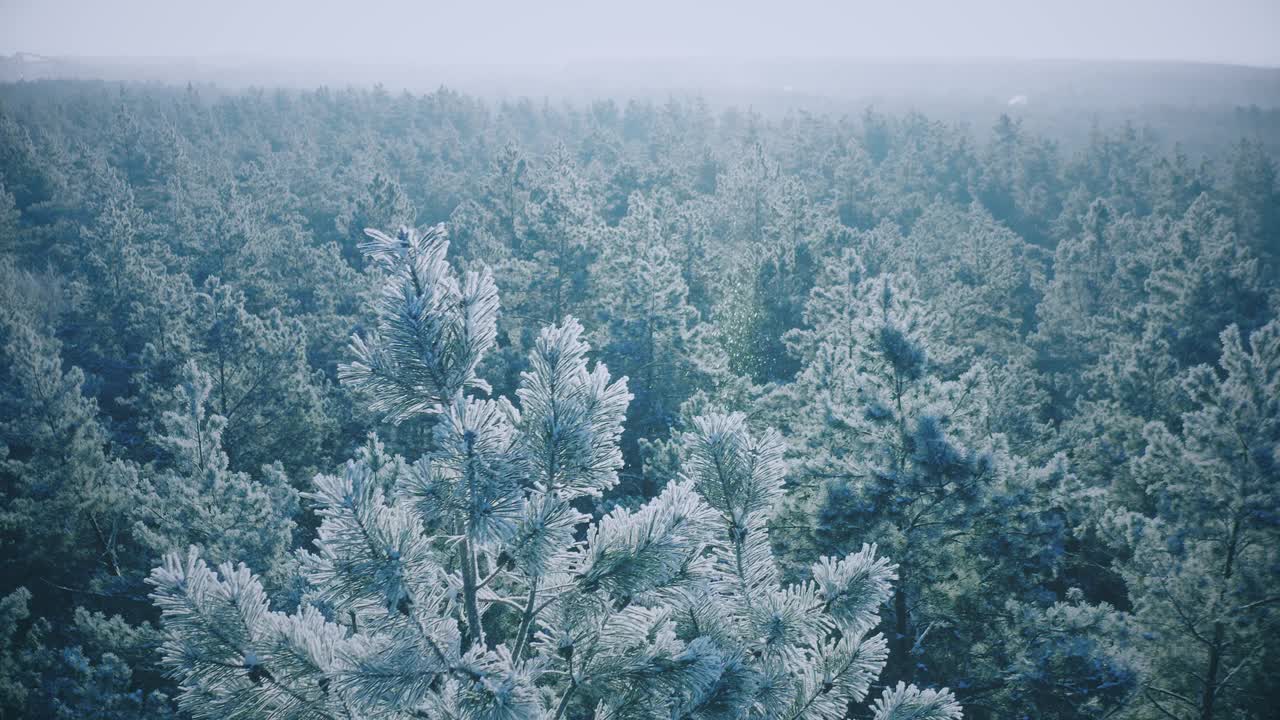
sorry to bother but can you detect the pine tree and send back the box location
[486,144,531,252]
[0,586,179,720]
[1139,194,1274,371]
[0,261,182,719]
[852,204,1051,452]
[1226,140,1280,272]
[1051,195,1276,518]
[590,191,705,491]
[515,146,601,326]
[0,183,19,249]
[1108,320,1280,720]
[958,456,1137,717]
[187,278,333,475]
[974,114,1062,250]
[484,146,603,399]
[886,203,1044,367]
[1033,199,1155,412]
[59,161,172,411]
[0,269,135,592]
[130,361,299,590]
[148,224,961,720]
[777,264,993,686]
[712,142,781,262]
[335,173,417,269]
[773,256,1132,716]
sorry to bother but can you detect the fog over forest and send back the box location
[1,3,1278,720]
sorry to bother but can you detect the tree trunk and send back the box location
[893,583,913,684]
[1198,622,1224,720]
[1199,516,1241,720]
[459,537,485,649]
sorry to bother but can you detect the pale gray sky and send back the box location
[1,0,1277,67]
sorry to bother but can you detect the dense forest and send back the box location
[0,79,1277,719]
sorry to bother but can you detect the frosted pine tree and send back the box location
[770,252,1134,717]
[774,255,993,687]
[130,360,299,590]
[589,191,707,494]
[1107,320,1280,720]
[147,224,961,720]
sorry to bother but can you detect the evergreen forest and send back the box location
[0,77,1277,720]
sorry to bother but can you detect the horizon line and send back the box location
[4,51,1278,71]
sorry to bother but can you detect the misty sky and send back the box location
[2,0,1278,67]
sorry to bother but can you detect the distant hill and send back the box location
[2,53,1277,107]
